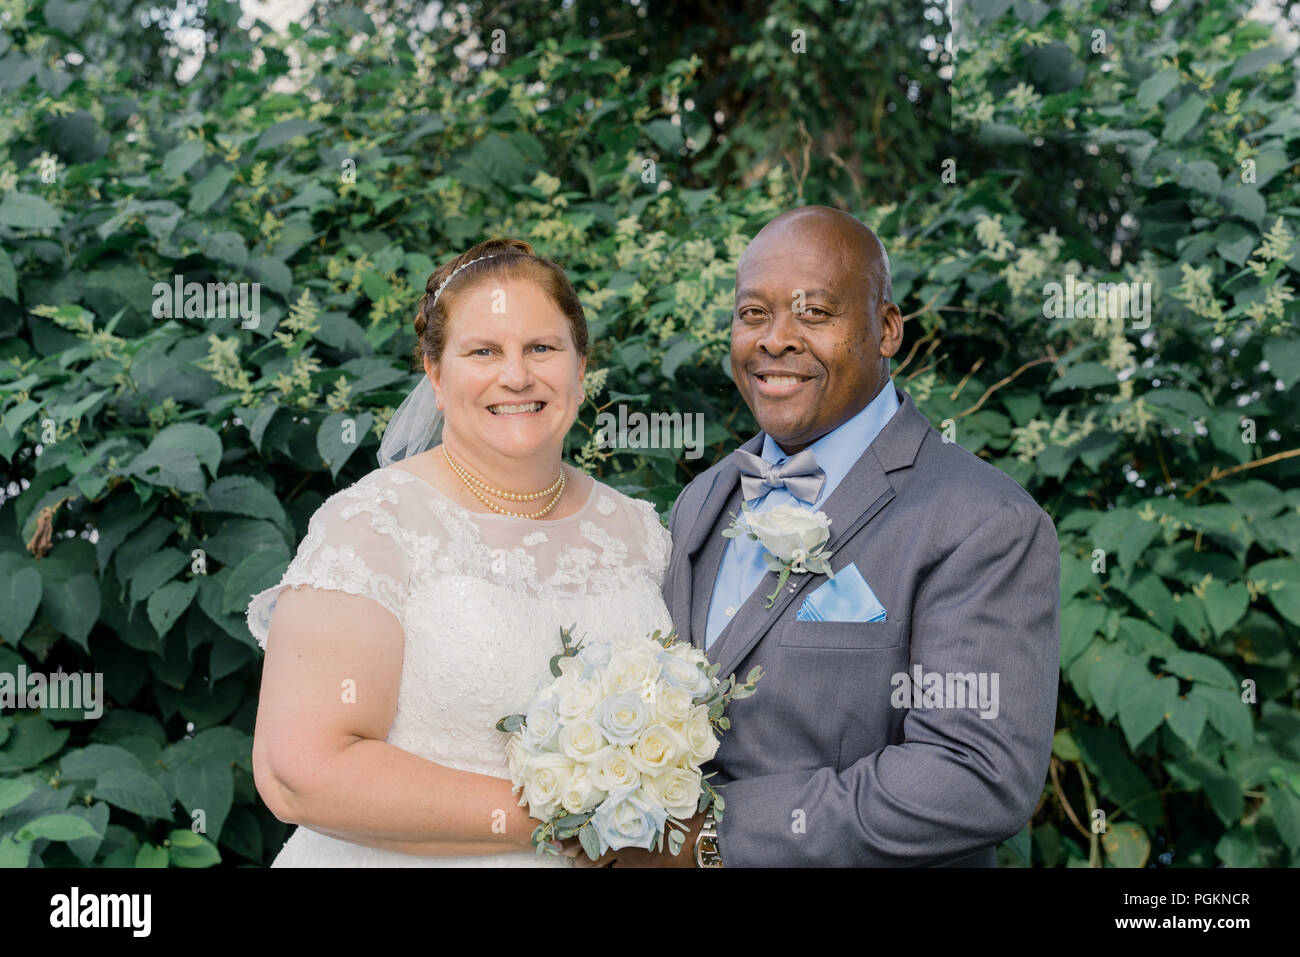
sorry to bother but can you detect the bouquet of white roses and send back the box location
[496,625,762,860]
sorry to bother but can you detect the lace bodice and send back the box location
[246,467,675,867]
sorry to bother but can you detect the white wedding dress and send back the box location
[246,466,675,867]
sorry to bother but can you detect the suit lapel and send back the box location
[708,387,932,679]
[682,435,759,558]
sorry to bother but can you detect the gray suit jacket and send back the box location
[663,386,1060,866]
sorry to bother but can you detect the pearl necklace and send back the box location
[442,445,567,519]
[441,445,562,500]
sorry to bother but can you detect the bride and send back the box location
[247,238,675,866]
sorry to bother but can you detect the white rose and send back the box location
[743,505,831,562]
[594,691,651,745]
[560,769,607,815]
[590,746,641,793]
[521,697,561,752]
[559,718,609,762]
[664,640,695,659]
[577,640,612,679]
[658,654,712,697]
[556,679,600,723]
[629,722,686,774]
[521,752,576,821]
[642,767,703,820]
[590,786,667,854]
[602,644,662,696]
[612,633,643,653]
[505,733,533,782]
[654,684,694,725]
[556,655,583,681]
[685,706,720,766]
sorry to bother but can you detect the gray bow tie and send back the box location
[734,448,826,503]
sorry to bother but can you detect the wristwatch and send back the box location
[694,807,723,867]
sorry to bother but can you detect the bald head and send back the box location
[730,205,905,452]
[741,206,892,308]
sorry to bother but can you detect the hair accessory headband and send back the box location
[430,254,497,307]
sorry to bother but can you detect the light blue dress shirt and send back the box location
[704,380,900,647]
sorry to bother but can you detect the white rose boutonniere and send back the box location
[723,502,835,609]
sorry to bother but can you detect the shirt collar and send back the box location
[759,378,901,508]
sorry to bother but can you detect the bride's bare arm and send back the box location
[252,585,537,856]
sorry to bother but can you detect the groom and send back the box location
[593,206,1060,867]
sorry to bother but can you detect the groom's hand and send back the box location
[575,810,708,868]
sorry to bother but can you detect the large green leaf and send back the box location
[16,813,102,842]
[161,140,206,178]
[60,743,146,780]
[1178,756,1244,827]
[1116,616,1177,656]
[1117,519,1160,572]
[0,247,16,302]
[1119,570,1176,632]
[1060,598,1106,667]
[466,132,528,186]
[166,828,222,867]
[198,475,287,526]
[1229,45,1291,80]
[135,843,169,867]
[1163,94,1206,141]
[1249,559,1300,626]
[0,558,42,642]
[255,119,324,153]
[122,424,222,494]
[0,191,62,229]
[1201,579,1249,636]
[0,778,35,812]
[1135,69,1179,109]
[0,837,32,868]
[1048,362,1116,393]
[1166,693,1208,750]
[1267,783,1300,852]
[167,752,233,842]
[39,570,100,653]
[0,716,69,772]
[127,548,190,609]
[1117,666,1178,750]
[247,257,293,298]
[146,579,199,637]
[1190,685,1252,747]
[90,767,173,819]
[222,549,290,615]
[199,519,289,567]
[316,411,374,479]
[63,800,111,868]
[189,166,234,214]
[1085,640,1133,721]
[1101,821,1150,868]
[1263,338,1300,389]
[1158,650,1238,690]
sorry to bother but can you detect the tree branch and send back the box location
[1183,447,1300,498]
[955,356,1055,419]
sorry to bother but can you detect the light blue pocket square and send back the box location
[796,563,887,623]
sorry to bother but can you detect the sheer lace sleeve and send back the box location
[629,497,671,587]
[245,476,411,650]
